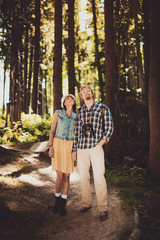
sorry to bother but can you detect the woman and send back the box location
[49,94,76,216]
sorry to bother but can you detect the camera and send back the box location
[82,123,95,137]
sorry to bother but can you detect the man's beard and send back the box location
[86,94,91,100]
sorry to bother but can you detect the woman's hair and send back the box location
[79,85,94,100]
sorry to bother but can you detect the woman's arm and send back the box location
[48,110,58,157]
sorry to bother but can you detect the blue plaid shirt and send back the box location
[72,101,114,151]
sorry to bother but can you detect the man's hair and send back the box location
[79,85,94,100]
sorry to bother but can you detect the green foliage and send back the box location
[22,113,51,140]
[0,122,24,143]
[0,115,5,128]
[0,114,52,144]
[116,97,150,164]
[106,158,160,240]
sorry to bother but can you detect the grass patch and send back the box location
[105,158,160,240]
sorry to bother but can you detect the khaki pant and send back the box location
[77,145,108,212]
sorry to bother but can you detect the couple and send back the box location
[48,85,114,222]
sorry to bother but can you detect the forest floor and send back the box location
[0,144,136,240]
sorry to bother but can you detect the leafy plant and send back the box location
[0,114,52,144]
[106,159,160,240]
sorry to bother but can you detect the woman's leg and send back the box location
[53,170,63,213]
[59,173,70,216]
[61,173,70,195]
[55,170,63,193]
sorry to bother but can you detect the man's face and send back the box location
[81,88,93,101]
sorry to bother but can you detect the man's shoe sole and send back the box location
[78,207,92,216]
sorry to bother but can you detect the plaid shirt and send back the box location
[72,101,114,151]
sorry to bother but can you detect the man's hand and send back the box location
[49,146,54,158]
[71,151,77,161]
[97,139,107,147]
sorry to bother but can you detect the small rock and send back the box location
[128,228,141,240]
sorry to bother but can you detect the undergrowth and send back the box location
[105,157,160,240]
[0,113,52,144]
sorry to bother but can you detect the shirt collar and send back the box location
[83,101,99,111]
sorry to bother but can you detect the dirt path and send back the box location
[0,146,135,240]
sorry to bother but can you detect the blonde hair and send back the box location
[79,85,94,100]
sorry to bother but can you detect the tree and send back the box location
[68,0,76,95]
[91,0,104,101]
[133,0,144,101]
[10,0,22,128]
[148,0,160,185]
[32,0,41,114]
[26,34,34,114]
[23,22,29,113]
[53,0,62,111]
[143,0,150,106]
[104,0,118,161]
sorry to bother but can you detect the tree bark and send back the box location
[26,34,34,114]
[2,61,7,114]
[32,0,41,113]
[23,23,29,113]
[104,0,118,161]
[68,0,76,95]
[91,0,104,101]
[38,69,42,115]
[10,0,20,128]
[53,0,62,111]
[143,0,150,106]
[148,0,160,185]
[133,0,144,100]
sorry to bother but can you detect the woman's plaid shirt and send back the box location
[72,101,114,151]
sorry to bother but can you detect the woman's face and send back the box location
[64,96,75,108]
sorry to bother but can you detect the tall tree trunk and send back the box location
[68,0,75,95]
[38,69,42,115]
[2,61,7,114]
[23,23,29,113]
[32,0,40,113]
[117,36,124,90]
[134,0,144,100]
[10,0,20,128]
[44,70,48,115]
[91,0,104,101]
[17,9,23,122]
[26,34,34,114]
[148,0,160,185]
[143,0,150,106]
[53,0,62,111]
[104,0,118,162]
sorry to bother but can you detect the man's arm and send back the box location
[102,105,114,142]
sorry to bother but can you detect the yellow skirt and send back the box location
[51,138,74,174]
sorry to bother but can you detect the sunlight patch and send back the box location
[0,176,20,187]
[18,174,52,187]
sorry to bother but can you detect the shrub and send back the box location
[0,114,52,144]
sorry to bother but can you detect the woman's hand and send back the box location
[71,151,77,161]
[49,146,54,158]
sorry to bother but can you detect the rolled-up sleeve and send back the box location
[103,106,114,142]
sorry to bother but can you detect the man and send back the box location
[72,85,114,222]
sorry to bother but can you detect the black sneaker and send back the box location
[99,211,108,222]
[78,206,92,216]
